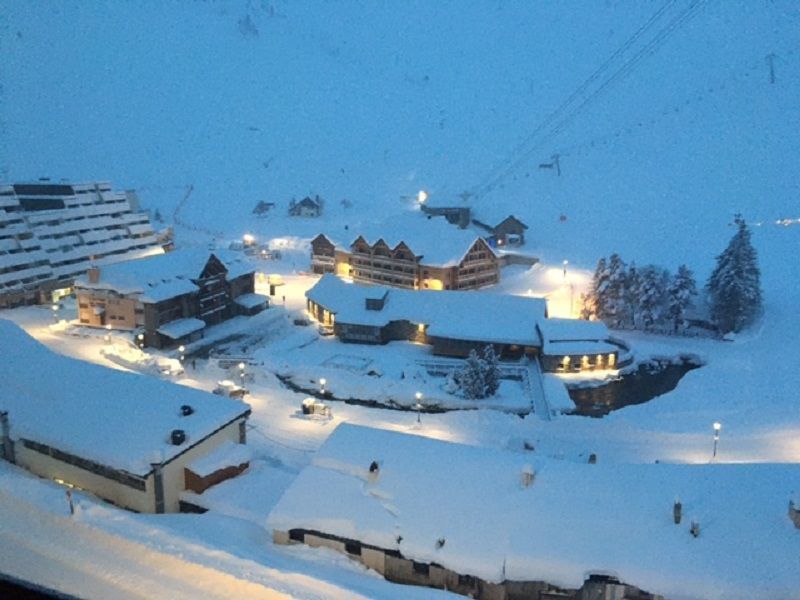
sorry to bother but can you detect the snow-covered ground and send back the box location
[2,1,800,598]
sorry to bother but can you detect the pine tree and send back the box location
[635,265,668,331]
[578,292,596,320]
[482,345,500,396]
[591,258,609,320]
[459,349,486,399]
[604,254,628,328]
[621,261,640,328]
[666,264,697,333]
[706,216,762,333]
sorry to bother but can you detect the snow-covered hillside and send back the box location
[2,1,800,598]
[3,1,798,272]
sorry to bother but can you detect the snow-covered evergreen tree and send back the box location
[482,345,500,396]
[635,265,668,331]
[458,349,491,399]
[591,257,609,320]
[706,215,762,333]
[578,292,596,320]
[621,261,640,328]
[604,254,628,327]
[667,264,697,333]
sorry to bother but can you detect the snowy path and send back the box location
[0,485,365,600]
[528,358,552,421]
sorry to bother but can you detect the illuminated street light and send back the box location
[238,362,246,385]
[415,391,423,424]
[51,304,59,323]
[320,377,327,396]
[562,259,569,281]
[137,333,145,349]
[712,422,722,458]
[104,324,112,345]
[417,190,428,204]
[178,345,186,365]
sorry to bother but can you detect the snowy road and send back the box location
[0,485,364,600]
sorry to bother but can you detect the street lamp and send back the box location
[712,422,722,458]
[137,333,145,349]
[562,259,569,281]
[178,345,186,365]
[319,378,327,396]
[104,324,112,345]
[238,362,246,386]
[51,304,59,323]
[415,391,423,424]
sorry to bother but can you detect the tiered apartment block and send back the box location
[0,181,163,308]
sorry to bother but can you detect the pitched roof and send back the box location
[307,274,547,346]
[0,320,250,475]
[268,423,800,595]
[319,209,494,267]
[74,248,255,303]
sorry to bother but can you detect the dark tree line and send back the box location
[583,216,761,335]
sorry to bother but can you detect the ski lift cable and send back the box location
[472,0,706,200]
[475,0,705,198]
[475,0,679,187]
[553,36,800,159]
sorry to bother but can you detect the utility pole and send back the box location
[551,153,561,177]
[766,53,776,85]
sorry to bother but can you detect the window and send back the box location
[412,561,429,576]
[289,529,305,542]
[345,541,361,556]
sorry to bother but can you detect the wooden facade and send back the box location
[274,528,661,600]
[492,215,528,246]
[310,234,500,291]
[76,254,262,348]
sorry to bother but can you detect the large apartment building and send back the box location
[0,181,163,308]
[74,249,267,348]
[310,213,500,291]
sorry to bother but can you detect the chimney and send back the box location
[87,266,100,284]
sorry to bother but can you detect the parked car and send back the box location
[212,380,248,398]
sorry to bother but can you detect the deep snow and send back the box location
[2,1,800,598]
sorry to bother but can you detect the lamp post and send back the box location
[238,362,246,386]
[137,333,145,350]
[178,345,186,366]
[415,391,423,424]
[562,259,569,282]
[319,378,327,396]
[104,324,112,345]
[712,422,722,458]
[51,304,59,323]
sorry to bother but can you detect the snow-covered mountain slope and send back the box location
[3,1,798,275]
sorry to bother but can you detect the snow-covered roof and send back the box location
[234,292,269,309]
[74,248,255,303]
[0,320,250,476]
[0,181,163,297]
[186,440,253,477]
[268,423,800,595]
[307,274,547,346]
[157,317,206,339]
[320,210,493,267]
[536,318,614,355]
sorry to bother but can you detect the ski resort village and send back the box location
[1,2,799,599]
